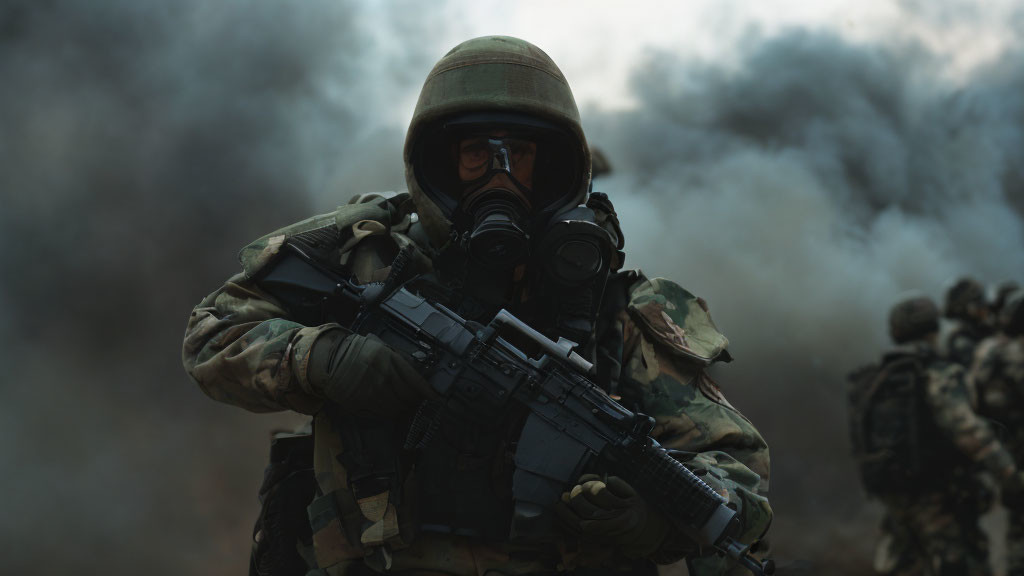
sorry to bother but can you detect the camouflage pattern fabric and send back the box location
[614,276,770,569]
[620,275,771,575]
[863,342,1016,576]
[971,335,1024,459]
[873,489,990,576]
[182,199,772,575]
[182,272,329,415]
[183,195,410,417]
[945,322,991,368]
[922,356,1016,480]
[971,335,1024,575]
[626,277,730,365]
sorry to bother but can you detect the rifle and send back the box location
[256,242,772,576]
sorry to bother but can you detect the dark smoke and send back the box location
[3,2,1023,575]
[586,29,1024,573]
[0,1,440,573]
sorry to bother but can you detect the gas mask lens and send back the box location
[458,136,537,189]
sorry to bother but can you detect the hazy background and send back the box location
[2,0,1022,574]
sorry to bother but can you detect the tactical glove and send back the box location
[1002,470,1024,511]
[556,474,669,558]
[306,329,435,418]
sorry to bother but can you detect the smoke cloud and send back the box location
[0,1,438,573]
[586,28,1024,573]
[2,1,1022,574]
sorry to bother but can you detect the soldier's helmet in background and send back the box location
[943,277,987,320]
[999,289,1024,337]
[590,147,612,179]
[890,296,941,344]
[402,35,592,249]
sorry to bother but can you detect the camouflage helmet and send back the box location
[403,36,591,248]
[889,296,940,344]
[943,276,986,320]
[999,289,1024,336]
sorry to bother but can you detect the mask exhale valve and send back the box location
[463,188,530,267]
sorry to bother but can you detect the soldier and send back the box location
[847,296,1024,576]
[971,289,1024,576]
[182,36,771,576]
[943,277,994,367]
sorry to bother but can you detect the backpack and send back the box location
[847,354,941,495]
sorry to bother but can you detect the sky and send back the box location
[1,1,1022,574]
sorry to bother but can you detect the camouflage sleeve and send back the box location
[969,339,1001,407]
[972,338,1024,400]
[182,201,406,415]
[946,331,977,367]
[925,362,1016,479]
[619,312,772,567]
[182,271,336,415]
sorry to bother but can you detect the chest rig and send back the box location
[399,192,629,542]
[283,192,631,549]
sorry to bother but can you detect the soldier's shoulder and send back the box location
[980,336,1024,368]
[880,342,932,363]
[237,192,414,278]
[923,357,966,396]
[625,273,730,366]
[926,358,964,378]
[973,335,1005,362]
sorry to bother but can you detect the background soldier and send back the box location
[847,296,1024,576]
[943,277,994,367]
[971,289,1024,576]
[182,36,771,576]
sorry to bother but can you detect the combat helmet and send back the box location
[889,296,941,344]
[403,36,591,249]
[943,277,986,320]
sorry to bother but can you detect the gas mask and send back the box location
[449,134,619,345]
[454,136,537,269]
[410,115,618,343]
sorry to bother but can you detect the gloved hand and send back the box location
[306,330,435,418]
[1002,470,1024,511]
[555,474,669,558]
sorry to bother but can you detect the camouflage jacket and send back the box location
[944,322,992,368]
[896,343,1015,484]
[970,335,1024,461]
[182,193,771,576]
